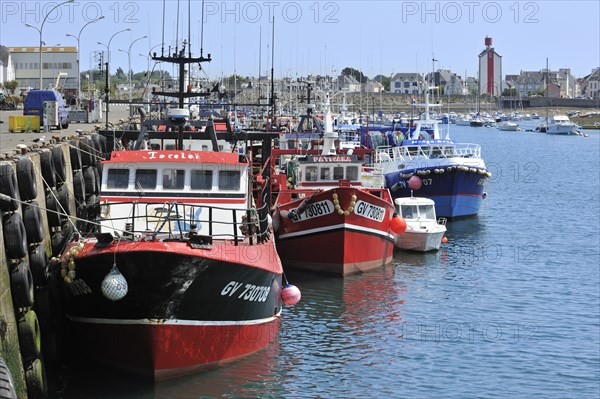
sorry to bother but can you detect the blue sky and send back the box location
[1,0,599,79]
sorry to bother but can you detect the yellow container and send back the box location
[8,115,40,133]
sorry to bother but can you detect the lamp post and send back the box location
[98,28,130,128]
[118,35,147,103]
[25,0,74,90]
[66,15,105,99]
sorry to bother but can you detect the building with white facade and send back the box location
[0,46,16,89]
[391,73,425,95]
[7,46,77,91]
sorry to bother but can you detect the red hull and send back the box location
[275,187,395,275]
[68,316,281,380]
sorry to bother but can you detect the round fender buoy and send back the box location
[101,266,128,301]
[390,214,407,234]
[281,284,301,306]
[441,236,448,243]
[408,175,422,190]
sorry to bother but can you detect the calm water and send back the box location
[59,127,600,399]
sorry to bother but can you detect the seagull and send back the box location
[32,135,46,143]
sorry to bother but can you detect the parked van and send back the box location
[24,90,69,129]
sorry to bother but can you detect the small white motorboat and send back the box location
[394,196,447,252]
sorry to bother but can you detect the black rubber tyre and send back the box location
[97,134,108,158]
[22,201,44,245]
[28,244,49,287]
[50,232,64,258]
[18,310,42,364]
[3,212,27,259]
[24,358,47,399]
[94,165,101,194]
[16,157,37,201]
[45,188,62,228]
[0,357,17,399]
[72,170,86,202]
[76,205,88,233]
[91,134,103,164]
[0,163,20,212]
[52,146,67,187]
[10,260,35,309]
[68,139,82,171]
[39,150,56,189]
[57,185,71,217]
[79,136,95,167]
[82,166,96,197]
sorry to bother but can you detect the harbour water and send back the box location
[59,126,600,398]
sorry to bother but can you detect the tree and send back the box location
[341,67,368,83]
[4,80,19,95]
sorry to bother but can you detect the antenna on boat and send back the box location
[199,0,205,57]
[161,0,166,56]
[269,16,276,124]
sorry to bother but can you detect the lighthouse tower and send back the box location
[478,37,502,96]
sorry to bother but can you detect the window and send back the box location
[346,166,359,181]
[333,166,344,180]
[320,167,331,180]
[419,205,435,220]
[401,205,417,219]
[305,166,318,181]
[135,169,157,189]
[107,168,129,189]
[218,170,240,190]
[191,170,213,190]
[162,169,185,189]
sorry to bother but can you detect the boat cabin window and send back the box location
[401,205,418,219]
[163,169,185,189]
[191,170,213,190]
[107,168,130,189]
[320,167,331,180]
[419,205,435,219]
[218,170,241,190]
[346,166,359,181]
[333,166,344,180]
[135,169,157,189]
[305,166,318,181]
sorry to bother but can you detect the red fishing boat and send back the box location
[58,40,287,380]
[271,95,403,276]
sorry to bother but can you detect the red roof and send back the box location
[105,150,243,165]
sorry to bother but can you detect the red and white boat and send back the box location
[271,97,402,276]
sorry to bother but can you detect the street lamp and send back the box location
[25,0,74,90]
[118,35,147,103]
[98,28,131,128]
[66,15,105,99]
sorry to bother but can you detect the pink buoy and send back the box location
[441,236,448,243]
[281,284,301,306]
[408,175,422,190]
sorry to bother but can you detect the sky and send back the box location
[1,0,599,80]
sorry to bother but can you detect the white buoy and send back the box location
[101,265,128,301]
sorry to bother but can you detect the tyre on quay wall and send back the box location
[22,201,44,245]
[52,146,67,187]
[9,260,35,309]
[57,185,71,217]
[45,188,62,228]
[0,163,21,212]
[0,357,17,399]
[72,170,86,203]
[82,166,96,197]
[17,310,42,365]
[79,136,95,167]
[24,358,47,399]
[2,212,27,259]
[28,243,49,287]
[39,150,57,189]
[16,158,37,202]
[68,140,82,171]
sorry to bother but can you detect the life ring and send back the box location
[83,166,96,197]
[0,357,17,399]
[23,201,44,245]
[3,212,28,259]
[10,260,35,308]
[72,170,86,202]
[16,157,37,201]
[0,163,21,212]
[39,150,57,189]
[28,243,49,287]
[52,146,67,187]
[68,140,82,171]
[45,188,62,228]
[17,310,42,364]
[79,136,95,167]
[57,184,72,217]
[24,358,48,399]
